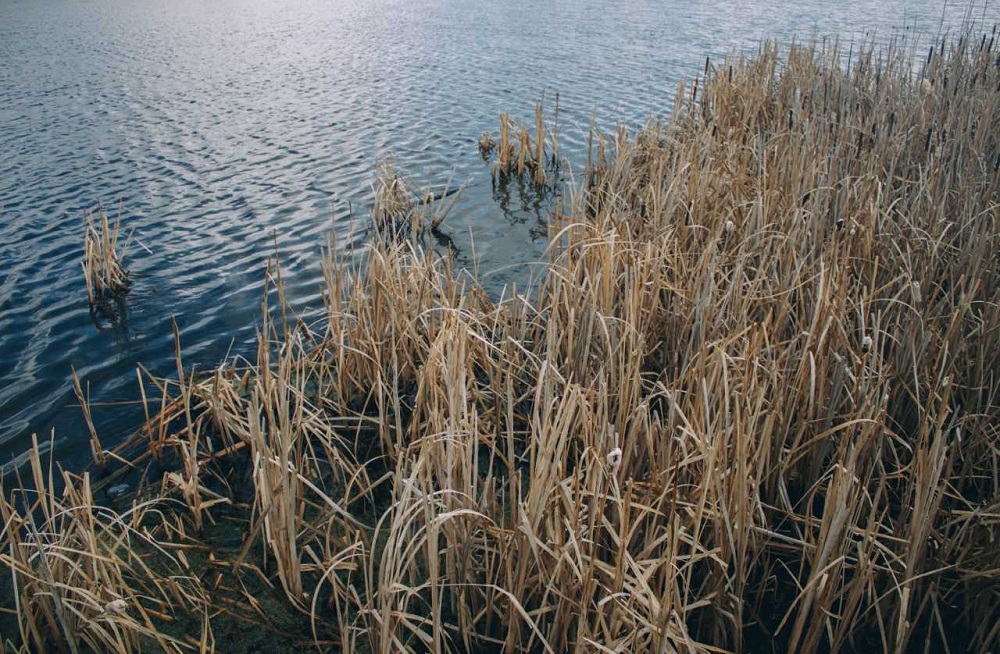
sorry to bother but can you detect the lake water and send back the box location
[0,0,992,472]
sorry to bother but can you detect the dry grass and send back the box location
[0,435,210,653]
[82,209,131,304]
[5,32,1000,652]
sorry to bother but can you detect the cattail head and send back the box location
[724,220,735,235]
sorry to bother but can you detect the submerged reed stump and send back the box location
[3,33,1000,653]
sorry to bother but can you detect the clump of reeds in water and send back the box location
[82,209,132,304]
[371,162,456,242]
[489,99,559,185]
[477,130,495,159]
[5,29,1000,654]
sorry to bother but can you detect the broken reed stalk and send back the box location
[494,112,515,174]
[371,162,418,239]
[70,366,106,467]
[5,31,1000,653]
[82,209,131,304]
[478,130,495,157]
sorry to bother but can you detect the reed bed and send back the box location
[0,435,210,653]
[4,33,1000,652]
[82,209,131,304]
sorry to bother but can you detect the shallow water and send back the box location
[0,0,991,471]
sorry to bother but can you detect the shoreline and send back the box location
[3,32,1000,653]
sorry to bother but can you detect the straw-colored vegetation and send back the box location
[490,100,559,185]
[371,162,456,241]
[82,209,132,303]
[478,130,496,158]
[0,435,210,653]
[4,34,1000,652]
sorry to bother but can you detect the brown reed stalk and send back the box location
[490,102,558,184]
[478,130,495,157]
[70,367,106,467]
[372,162,420,239]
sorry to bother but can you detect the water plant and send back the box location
[0,436,210,653]
[490,100,558,185]
[371,162,456,241]
[4,30,1000,653]
[478,130,495,158]
[81,209,132,304]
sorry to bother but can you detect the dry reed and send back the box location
[371,162,455,241]
[0,435,210,653]
[490,101,557,185]
[82,209,131,303]
[5,31,1000,653]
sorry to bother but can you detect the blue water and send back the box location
[0,0,992,472]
